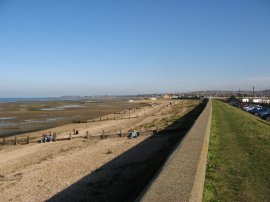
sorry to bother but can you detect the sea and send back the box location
[0,97,81,103]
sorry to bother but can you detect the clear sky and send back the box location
[0,0,269,97]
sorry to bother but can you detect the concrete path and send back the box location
[138,100,212,202]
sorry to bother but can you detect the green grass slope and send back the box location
[203,100,270,202]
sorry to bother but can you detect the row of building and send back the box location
[242,98,270,104]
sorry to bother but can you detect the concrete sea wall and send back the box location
[138,100,212,202]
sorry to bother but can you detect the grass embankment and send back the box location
[203,100,270,202]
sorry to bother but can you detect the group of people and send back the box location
[73,129,79,135]
[40,133,54,143]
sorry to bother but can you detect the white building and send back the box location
[263,99,270,104]
[253,99,263,103]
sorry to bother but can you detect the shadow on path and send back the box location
[47,101,207,202]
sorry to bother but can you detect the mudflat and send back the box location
[0,99,147,137]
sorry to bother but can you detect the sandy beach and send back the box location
[0,100,199,202]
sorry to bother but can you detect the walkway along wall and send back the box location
[137,100,212,202]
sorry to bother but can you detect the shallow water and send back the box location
[0,122,17,127]
[41,105,84,111]
[0,117,16,120]
[58,105,84,109]
[41,108,63,111]
[24,119,45,124]
[24,117,62,124]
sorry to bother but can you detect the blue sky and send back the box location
[0,0,270,97]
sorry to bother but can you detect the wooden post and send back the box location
[3,137,5,145]
[27,136,30,144]
[120,129,123,137]
[100,117,102,121]
[153,130,156,135]
[53,133,57,141]
[14,137,17,145]
[86,131,89,139]
[69,132,72,140]
[101,130,105,139]
[107,117,109,120]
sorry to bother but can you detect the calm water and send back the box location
[0,97,81,103]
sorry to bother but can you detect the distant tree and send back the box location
[228,95,240,104]
[228,95,237,101]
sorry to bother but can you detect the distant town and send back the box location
[61,89,270,104]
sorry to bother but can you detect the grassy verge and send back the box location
[203,100,270,202]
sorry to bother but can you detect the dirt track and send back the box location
[0,100,200,202]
